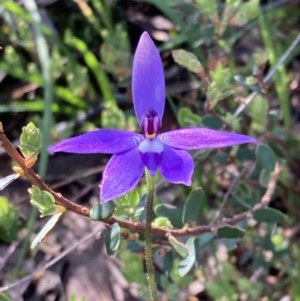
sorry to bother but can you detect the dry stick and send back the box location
[230,31,300,122]
[0,225,105,293]
[210,162,255,225]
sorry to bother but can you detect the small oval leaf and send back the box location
[182,188,205,224]
[197,232,215,249]
[178,237,196,277]
[216,226,245,239]
[105,223,121,255]
[253,208,285,224]
[155,204,183,228]
[256,144,276,173]
[90,202,115,221]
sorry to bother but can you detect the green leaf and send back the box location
[256,144,276,173]
[236,147,256,161]
[182,188,205,224]
[196,0,217,18]
[101,104,126,129]
[178,108,201,127]
[155,204,183,228]
[259,170,271,188]
[19,122,42,158]
[178,237,196,277]
[201,115,223,129]
[253,50,269,67]
[167,234,189,258]
[253,208,285,224]
[163,251,173,277]
[172,49,203,74]
[0,197,19,242]
[31,213,63,248]
[28,186,55,215]
[234,75,261,92]
[153,216,173,229]
[89,202,115,221]
[197,232,215,249]
[0,174,20,191]
[105,223,121,255]
[216,226,245,239]
[248,95,268,132]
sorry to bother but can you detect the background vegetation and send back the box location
[0,0,300,300]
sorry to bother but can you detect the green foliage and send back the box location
[216,226,245,239]
[256,144,276,173]
[177,108,201,127]
[105,222,121,255]
[182,188,205,225]
[113,190,144,221]
[0,174,20,191]
[19,122,42,158]
[167,234,189,258]
[178,237,196,276]
[207,63,233,108]
[0,197,19,242]
[90,202,115,221]
[253,208,286,224]
[155,204,183,228]
[172,49,204,74]
[31,213,63,249]
[153,216,173,228]
[28,186,55,216]
[197,232,215,249]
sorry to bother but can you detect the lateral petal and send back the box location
[158,128,256,150]
[100,147,144,202]
[49,130,143,154]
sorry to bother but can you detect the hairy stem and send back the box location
[145,170,159,301]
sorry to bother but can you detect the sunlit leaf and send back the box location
[31,213,63,249]
[0,174,20,191]
[178,237,196,276]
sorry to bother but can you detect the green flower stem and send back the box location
[145,170,159,301]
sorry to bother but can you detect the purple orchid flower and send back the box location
[49,32,256,203]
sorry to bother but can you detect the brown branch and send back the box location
[0,124,281,238]
[0,128,90,217]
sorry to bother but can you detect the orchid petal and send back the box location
[49,130,143,154]
[158,128,256,150]
[158,145,194,185]
[100,147,144,202]
[132,32,165,125]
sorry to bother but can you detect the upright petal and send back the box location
[158,128,256,150]
[132,32,165,125]
[49,130,143,154]
[100,147,144,202]
[158,145,194,186]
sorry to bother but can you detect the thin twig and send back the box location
[230,31,300,122]
[210,162,255,225]
[0,129,90,216]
